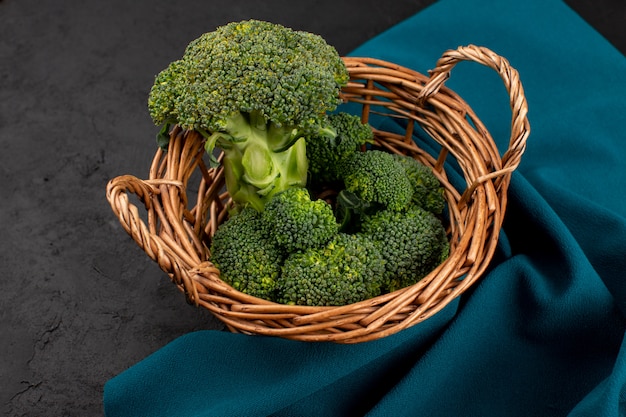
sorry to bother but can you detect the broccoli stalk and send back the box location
[148,19,349,211]
[205,111,311,212]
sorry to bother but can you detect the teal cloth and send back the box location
[103,0,626,415]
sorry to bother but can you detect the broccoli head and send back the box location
[148,19,349,211]
[262,187,339,253]
[306,112,374,186]
[392,154,446,215]
[361,206,449,292]
[210,206,284,299]
[278,233,386,306]
[340,150,414,212]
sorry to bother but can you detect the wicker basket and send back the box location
[106,45,529,343]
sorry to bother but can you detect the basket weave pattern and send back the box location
[106,45,529,343]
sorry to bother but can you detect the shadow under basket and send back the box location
[106,45,529,344]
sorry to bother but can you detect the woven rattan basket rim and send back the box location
[106,44,529,343]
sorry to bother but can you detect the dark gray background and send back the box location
[1,0,624,415]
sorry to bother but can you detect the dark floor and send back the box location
[1,0,624,415]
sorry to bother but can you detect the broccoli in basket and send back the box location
[157,20,451,306]
[340,150,414,212]
[209,192,383,306]
[210,147,451,304]
[148,19,349,212]
[210,206,283,300]
[306,112,375,187]
[361,205,450,293]
[278,233,386,306]
[262,187,339,253]
[392,154,446,215]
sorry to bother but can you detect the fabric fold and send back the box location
[104,305,456,417]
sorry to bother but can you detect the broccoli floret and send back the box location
[210,206,284,299]
[306,112,374,186]
[148,20,349,211]
[262,187,339,253]
[278,233,386,306]
[361,206,449,292]
[340,150,414,212]
[392,154,446,215]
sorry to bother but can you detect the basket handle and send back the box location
[106,174,173,261]
[418,44,530,176]
[106,174,204,297]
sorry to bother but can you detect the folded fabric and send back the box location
[104,0,626,416]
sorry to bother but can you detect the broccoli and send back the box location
[339,150,414,212]
[262,187,339,253]
[210,206,284,299]
[278,233,386,306]
[306,112,374,187]
[392,154,446,215]
[152,20,454,307]
[148,19,349,211]
[361,206,449,292]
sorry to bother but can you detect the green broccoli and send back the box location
[148,19,349,211]
[339,150,414,212]
[278,233,386,306]
[210,206,283,299]
[306,112,374,187]
[392,154,446,215]
[262,187,339,253]
[360,205,449,292]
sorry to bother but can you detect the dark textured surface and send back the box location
[0,1,623,415]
